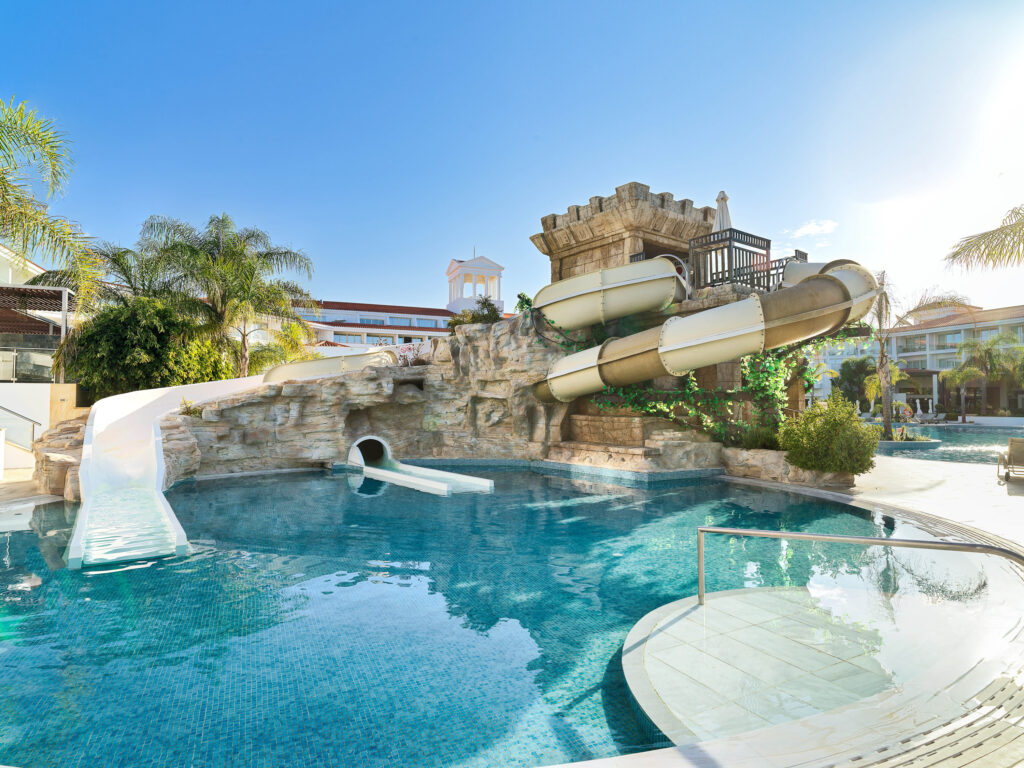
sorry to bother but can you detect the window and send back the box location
[334,334,363,344]
[979,328,1001,342]
[359,317,385,325]
[904,359,926,369]
[298,311,319,321]
[366,334,395,345]
[937,357,957,370]
[388,317,412,326]
[416,318,439,328]
[897,335,926,353]
[1013,325,1024,342]
[936,331,962,348]
[399,335,424,344]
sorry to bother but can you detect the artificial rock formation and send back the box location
[32,414,87,500]
[721,447,855,488]
[31,312,861,498]
[157,313,572,487]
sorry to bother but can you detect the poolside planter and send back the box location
[876,439,942,453]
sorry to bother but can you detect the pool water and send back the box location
[0,470,997,768]
[880,424,1024,463]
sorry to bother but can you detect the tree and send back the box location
[940,365,984,424]
[946,206,1024,270]
[514,292,533,313]
[0,97,98,292]
[142,214,314,377]
[447,295,502,334]
[28,238,203,314]
[832,356,876,412]
[864,362,909,416]
[63,297,233,399]
[868,272,968,440]
[957,332,1021,415]
[246,321,319,375]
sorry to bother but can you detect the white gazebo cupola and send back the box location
[446,256,504,314]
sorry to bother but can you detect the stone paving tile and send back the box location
[650,642,758,696]
[680,700,771,742]
[725,622,844,670]
[693,632,807,687]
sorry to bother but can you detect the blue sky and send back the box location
[5,0,1024,310]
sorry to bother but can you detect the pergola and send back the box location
[0,284,76,337]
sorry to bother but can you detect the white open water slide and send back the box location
[67,351,492,570]
[347,436,493,496]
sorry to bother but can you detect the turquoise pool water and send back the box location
[878,425,1024,463]
[0,470,994,768]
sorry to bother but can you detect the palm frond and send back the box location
[946,205,1024,270]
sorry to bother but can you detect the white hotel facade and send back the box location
[298,256,505,353]
[812,303,1024,414]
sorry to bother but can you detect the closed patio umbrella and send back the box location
[712,190,732,232]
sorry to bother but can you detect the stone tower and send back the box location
[530,182,716,283]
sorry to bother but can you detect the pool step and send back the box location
[831,674,1024,767]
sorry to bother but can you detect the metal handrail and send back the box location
[0,403,42,445]
[696,526,1024,605]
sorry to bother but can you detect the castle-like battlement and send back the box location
[530,182,716,282]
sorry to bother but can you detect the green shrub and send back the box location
[447,296,502,334]
[778,392,880,475]
[514,292,533,313]
[64,297,234,399]
[740,425,780,450]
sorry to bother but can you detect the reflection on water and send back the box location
[0,470,1006,768]
[881,425,1024,463]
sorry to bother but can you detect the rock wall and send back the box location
[158,313,571,487]
[722,447,854,488]
[32,415,87,500]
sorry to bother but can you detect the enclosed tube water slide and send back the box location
[347,436,494,496]
[532,257,878,403]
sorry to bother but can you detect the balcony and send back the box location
[688,228,796,292]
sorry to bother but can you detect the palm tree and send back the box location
[864,362,910,419]
[957,332,1021,415]
[946,206,1024,270]
[940,365,984,423]
[832,356,876,412]
[0,98,98,292]
[247,321,319,375]
[28,239,199,311]
[868,272,968,440]
[143,214,314,376]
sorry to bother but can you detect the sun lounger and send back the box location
[997,438,1024,482]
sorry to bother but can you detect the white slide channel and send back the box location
[67,376,263,569]
[346,437,494,496]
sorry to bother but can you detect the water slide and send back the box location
[346,436,494,496]
[67,353,489,569]
[262,348,399,383]
[531,257,878,402]
[67,376,263,569]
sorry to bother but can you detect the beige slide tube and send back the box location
[532,257,688,330]
[534,260,877,403]
[263,349,400,383]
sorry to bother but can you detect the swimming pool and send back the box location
[877,424,1024,463]
[0,469,1007,768]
